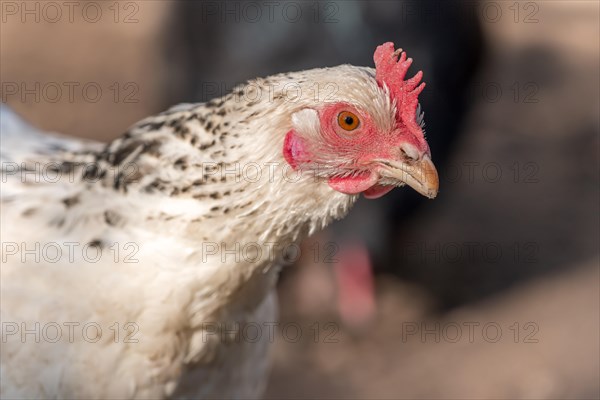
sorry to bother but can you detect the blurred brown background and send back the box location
[1,1,598,398]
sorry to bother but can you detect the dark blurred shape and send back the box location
[402,38,600,309]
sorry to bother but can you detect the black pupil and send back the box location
[344,116,354,125]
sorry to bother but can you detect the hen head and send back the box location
[282,42,438,199]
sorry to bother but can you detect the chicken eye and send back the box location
[337,111,360,131]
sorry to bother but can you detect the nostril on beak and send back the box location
[400,143,420,161]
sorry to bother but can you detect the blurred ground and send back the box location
[269,263,599,399]
[1,1,598,399]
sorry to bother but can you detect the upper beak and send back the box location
[377,155,439,199]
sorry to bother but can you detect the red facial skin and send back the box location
[283,102,429,199]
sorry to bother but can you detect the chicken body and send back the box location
[1,44,437,399]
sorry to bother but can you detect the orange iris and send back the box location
[337,111,360,131]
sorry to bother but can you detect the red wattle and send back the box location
[328,174,395,199]
[327,172,378,195]
[362,184,395,199]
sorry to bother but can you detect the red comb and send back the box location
[374,42,425,134]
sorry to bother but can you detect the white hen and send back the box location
[0,43,438,399]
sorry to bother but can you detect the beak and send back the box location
[377,155,439,199]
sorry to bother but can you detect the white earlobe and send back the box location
[291,108,321,138]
